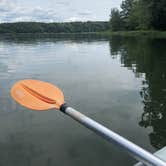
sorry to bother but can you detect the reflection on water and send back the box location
[109,36,166,150]
[0,35,166,166]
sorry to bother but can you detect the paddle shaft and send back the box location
[60,105,166,166]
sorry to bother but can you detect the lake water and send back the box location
[0,35,166,166]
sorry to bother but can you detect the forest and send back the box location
[110,0,166,31]
[0,21,109,33]
[0,0,165,34]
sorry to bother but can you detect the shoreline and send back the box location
[99,31,166,38]
[0,31,166,39]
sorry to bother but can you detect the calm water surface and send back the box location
[0,36,166,166]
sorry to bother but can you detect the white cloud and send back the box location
[0,0,62,22]
[78,11,92,16]
[56,1,70,6]
[0,0,14,13]
[65,16,95,22]
[66,17,81,22]
[0,0,122,22]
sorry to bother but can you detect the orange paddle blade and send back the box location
[11,79,65,111]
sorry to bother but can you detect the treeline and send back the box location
[0,21,109,33]
[110,0,166,31]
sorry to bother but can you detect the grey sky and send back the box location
[0,0,122,22]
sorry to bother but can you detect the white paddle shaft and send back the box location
[63,106,166,166]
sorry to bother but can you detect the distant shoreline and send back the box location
[0,32,108,38]
[99,31,166,39]
[0,22,109,34]
[0,32,110,41]
[1,31,166,39]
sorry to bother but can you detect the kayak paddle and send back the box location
[11,79,166,166]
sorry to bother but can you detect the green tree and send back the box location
[120,0,134,30]
[129,0,151,30]
[145,0,166,30]
[0,21,110,33]
[110,8,123,31]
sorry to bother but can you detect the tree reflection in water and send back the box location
[109,36,166,149]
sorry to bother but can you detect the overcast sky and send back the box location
[0,0,122,23]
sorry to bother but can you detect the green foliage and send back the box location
[146,0,166,30]
[0,21,110,33]
[110,0,166,31]
[120,0,134,30]
[110,8,124,31]
[131,0,151,30]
